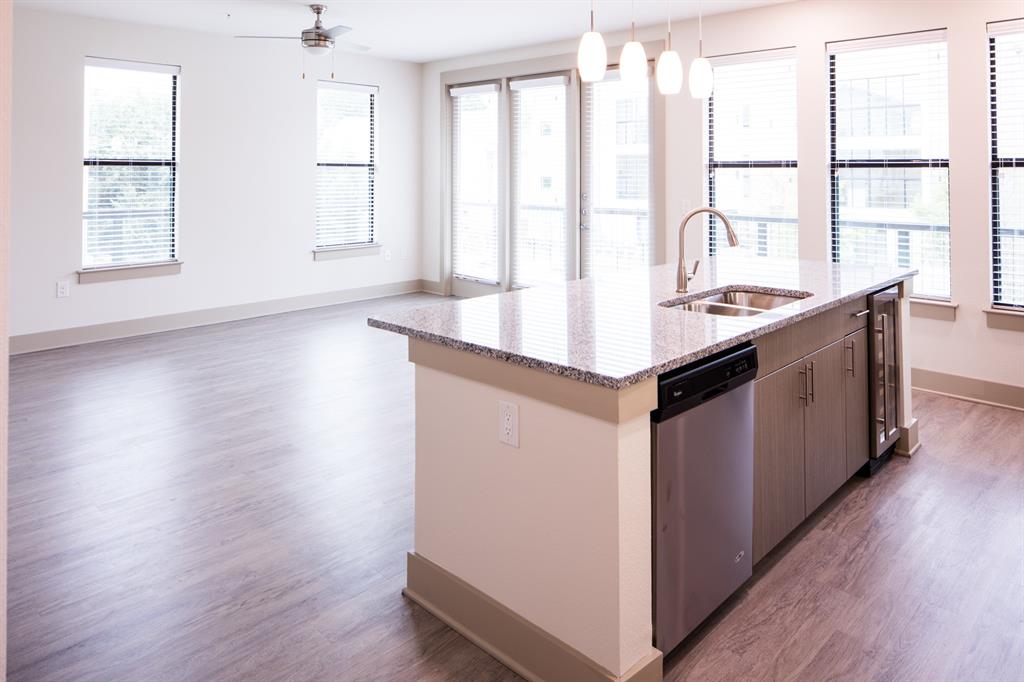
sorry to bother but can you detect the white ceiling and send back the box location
[15,0,791,63]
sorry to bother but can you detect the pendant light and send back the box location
[577,0,607,82]
[619,0,648,82]
[688,0,713,98]
[655,0,683,95]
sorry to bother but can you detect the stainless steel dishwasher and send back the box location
[651,343,758,654]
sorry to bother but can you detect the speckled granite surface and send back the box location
[368,254,916,389]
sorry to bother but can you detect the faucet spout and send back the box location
[676,207,740,293]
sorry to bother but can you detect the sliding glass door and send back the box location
[450,82,503,294]
[580,68,653,279]
[448,66,653,295]
[510,75,572,288]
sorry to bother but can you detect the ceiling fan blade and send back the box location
[233,35,300,40]
[322,24,352,39]
[335,40,371,53]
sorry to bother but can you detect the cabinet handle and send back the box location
[853,309,870,318]
[809,361,816,403]
[846,339,857,376]
[798,366,808,403]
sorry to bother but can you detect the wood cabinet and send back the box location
[844,328,870,477]
[753,319,876,564]
[753,361,807,563]
[804,340,848,513]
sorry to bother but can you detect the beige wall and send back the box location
[420,0,1024,389]
[0,0,11,673]
[414,364,656,676]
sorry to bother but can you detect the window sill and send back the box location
[910,297,958,322]
[313,244,381,261]
[985,306,1024,332]
[78,260,182,284]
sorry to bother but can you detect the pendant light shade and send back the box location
[688,56,713,98]
[656,49,684,94]
[620,39,648,82]
[577,1,607,83]
[578,31,608,82]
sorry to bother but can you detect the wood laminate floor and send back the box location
[8,294,1024,681]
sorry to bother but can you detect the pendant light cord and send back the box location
[666,0,672,49]
[590,0,595,32]
[631,0,637,41]
[698,0,704,57]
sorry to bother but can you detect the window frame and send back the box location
[989,24,1024,310]
[827,32,951,300]
[314,80,378,252]
[81,57,180,273]
[705,49,798,257]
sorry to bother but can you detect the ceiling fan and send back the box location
[235,4,369,56]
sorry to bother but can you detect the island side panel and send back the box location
[896,279,920,456]
[411,362,659,678]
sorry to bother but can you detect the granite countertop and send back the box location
[367,254,917,389]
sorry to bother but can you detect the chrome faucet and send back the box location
[677,207,740,293]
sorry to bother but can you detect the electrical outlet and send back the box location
[56,280,70,298]
[384,249,393,262]
[498,400,519,448]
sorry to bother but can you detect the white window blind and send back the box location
[829,31,951,299]
[316,82,376,249]
[990,21,1024,308]
[706,50,798,259]
[450,82,501,284]
[581,68,652,279]
[82,58,179,269]
[510,74,569,288]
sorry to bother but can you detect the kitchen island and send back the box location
[368,254,918,682]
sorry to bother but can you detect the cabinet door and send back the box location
[753,361,806,564]
[845,328,870,477]
[804,339,848,514]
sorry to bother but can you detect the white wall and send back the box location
[420,0,1024,389]
[11,7,422,337]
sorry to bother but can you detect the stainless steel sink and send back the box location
[663,287,812,317]
[699,290,806,310]
[676,301,768,317]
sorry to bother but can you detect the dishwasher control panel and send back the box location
[653,344,758,422]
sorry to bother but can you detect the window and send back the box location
[510,75,569,288]
[706,51,798,258]
[450,82,502,284]
[990,20,1024,308]
[581,68,653,278]
[316,82,376,249]
[829,31,950,299]
[82,58,179,269]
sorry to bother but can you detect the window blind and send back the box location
[450,82,502,284]
[510,74,570,288]
[828,31,951,299]
[82,58,179,269]
[990,21,1024,308]
[706,50,798,259]
[316,82,376,249]
[580,68,653,279]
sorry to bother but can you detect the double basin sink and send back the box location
[662,287,813,317]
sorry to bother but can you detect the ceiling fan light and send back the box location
[577,31,608,82]
[304,43,332,57]
[688,56,714,98]
[620,41,648,82]
[656,49,683,95]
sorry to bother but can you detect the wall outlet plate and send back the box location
[498,400,519,448]
[56,280,70,298]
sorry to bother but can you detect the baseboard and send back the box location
[404,552,662,682]
[11,279,429,355]
[912,368,1024,412]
